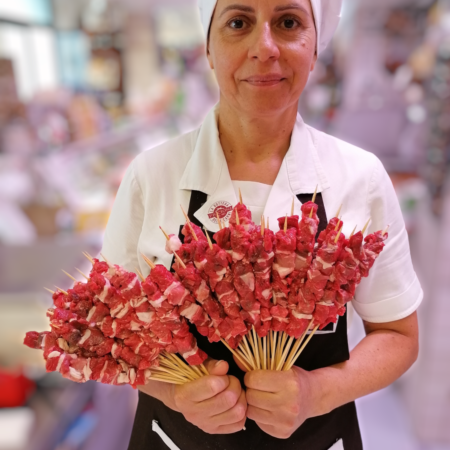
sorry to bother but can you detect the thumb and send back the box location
[204,358,229,376]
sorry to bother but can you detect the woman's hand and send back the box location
[244,367,316,439]
[153,359,247,434]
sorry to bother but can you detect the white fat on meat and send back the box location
[164,282,188,303]
[98,360,109,383]
[231,251,245,262]
[78,329,91,346]
[130,321,143,331]
[136,312,154,324]
[129,368,136,385]
[56,354,66,372]
[134,341,144,355]
[291,311,313,320]
[180,303,201,321]
[261,288,272,300]
[83,359,92,380]
[69,367,83,381]
[273,263,294,279]
[115,303,130,319]
[315,257,334,270]
[215,267,227,277]
[110,303,124,318]
[111,343,120,359]
[117,372,130,385]
[131,296,148,308]
[165,235,182,254]
[149,296,166,309]
[96,279,111,303]
[48,350,62,359]
[112,321,118,337]
[194,259,207,271]
[182,345,199,360]
[239,272,255,291]
[86,306,97,322]
[317,301,334,307]
[195,280,210,303]
[121,276,138,293]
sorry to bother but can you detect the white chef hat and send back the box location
[198,0,343,55]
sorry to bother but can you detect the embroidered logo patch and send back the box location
[208,201,233,224]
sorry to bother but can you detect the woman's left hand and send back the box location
[244,367,318,439]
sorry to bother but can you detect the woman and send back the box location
[102,1,423,448]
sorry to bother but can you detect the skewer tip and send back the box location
[44,287,55,295]
[135,268,145,282]
[100,253,111,267]
[335,203,343,218]
[312,185,318,204]
[216,212,223,230]
[362,218,371,235]
[239,188,243,205]
[55,286,69,295]
[349,225,357,239]
[235,209,240,226]
[291,197,295,216]
[261,215,265,236]
[159,226,170,241]
[334,225,343,244]
[75,268,89,280]
[204,228,213,250]
[62,270,77,283]
[383,225,390,236]
[141,253,156,269]
[284,214,288,233]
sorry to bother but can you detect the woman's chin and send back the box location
[236,97,296,117]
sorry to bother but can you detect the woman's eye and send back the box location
[229,19,245,29]
[284,19,296,29]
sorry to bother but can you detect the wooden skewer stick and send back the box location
[62,270,77,283]
[261,216,265,236]
[283,320,313,371]
[204,228,213,250]
[242,335,256,369]
[135,268,145,282]
[187,221,198,242]
[160,226,170,241]
[312,185,318,204]
[44,287,55,295]
[362,218,371,235]
[309,185,318,218]
[239,188,243,205]
[334,226,343,244]
[263,335,267,371]
[82,252,94,264]
[180,205,190,223]
[276,336,294,371]
[349,225,357,239]
[258,333,264,370]
[200,364,209,376]
[141,253,156,269]
[291,197,295,216]
[100,253,111,267]
[285,325,320,371]
[235,210,240,226]
[284,214,288,233]
[221,338,252,372]
[335,203,343,218]
[271,331,277,370]
[173,252,187,269]
[55,286,68,295]
[216,212,223,230]
[237,344,256,369]
[75,268,89,280]
[383,225,390,236]
[252,327,261,370]
[335,217,342,231]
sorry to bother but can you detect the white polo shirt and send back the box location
[101,104,423,324]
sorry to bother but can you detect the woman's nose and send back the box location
[247,23,280,62]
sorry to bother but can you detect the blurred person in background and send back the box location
[101,1,422,449]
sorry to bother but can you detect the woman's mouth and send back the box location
[244,75,286,87]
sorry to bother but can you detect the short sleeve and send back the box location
[352,158,423,323]
[101,160,145,272]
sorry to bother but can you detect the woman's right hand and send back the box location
[170,359,247,434]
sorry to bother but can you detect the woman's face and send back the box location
[207,0,317,117]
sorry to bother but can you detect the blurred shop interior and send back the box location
[0,0,450,449]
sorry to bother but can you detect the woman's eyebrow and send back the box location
[274,3,309,14]
[219,4,255,18]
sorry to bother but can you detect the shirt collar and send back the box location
[179,104,330,231]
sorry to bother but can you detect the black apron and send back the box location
[128,192,363,450]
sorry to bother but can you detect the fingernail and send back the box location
[215,360,224,367]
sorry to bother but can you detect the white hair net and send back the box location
[198,0,343,55]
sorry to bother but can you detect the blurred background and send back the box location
[0,0,449,449]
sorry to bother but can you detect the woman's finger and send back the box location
[246,404,274,425]
[197,375,242,416]
[209,389,247,426]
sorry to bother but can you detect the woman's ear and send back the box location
[310,53,318,72]
[207,45,214,70]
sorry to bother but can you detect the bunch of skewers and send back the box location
[24,192,388,387]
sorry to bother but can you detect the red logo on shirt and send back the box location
[208,201,233,224]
